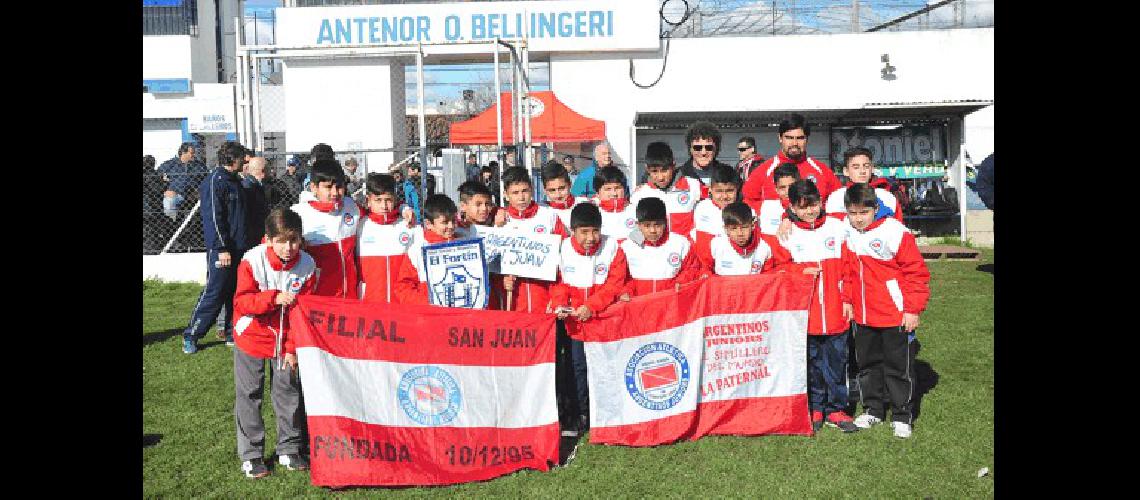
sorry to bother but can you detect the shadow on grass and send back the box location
[143,434,162,448]
[976,263,994,274]
[911,358,940,422]
[143,328,183,346]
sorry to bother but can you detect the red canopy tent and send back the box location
[449,91,606,144]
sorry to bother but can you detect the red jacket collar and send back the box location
[643,230,670,247]
[507,201,540,219]
[853,216,889,234]
[845,177,891,190]
[597,197,629,212]
[791,215,827,231]
[366,208,400,225]
[729,233,760,256]
[570,236,600,256]
[265,245,299,272]
[308,199,341,213]
[422,228,450,244]
[776,151,807,166]
[547,196,576,210]
[455,214,472,229]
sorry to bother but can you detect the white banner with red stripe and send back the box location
[580,274,814,446]
[289,295,559,486]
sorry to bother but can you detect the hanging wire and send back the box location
[629,0,695,89]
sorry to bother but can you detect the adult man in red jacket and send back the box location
[742,113,842,211]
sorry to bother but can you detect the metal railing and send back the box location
[143,0,200,37]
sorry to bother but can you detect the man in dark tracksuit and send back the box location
[182,141,250,354]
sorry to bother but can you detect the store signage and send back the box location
[831,125,946,168]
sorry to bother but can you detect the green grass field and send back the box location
[143,249,994,497]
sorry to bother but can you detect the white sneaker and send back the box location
[891,421,912,438]
[853,413,883,429]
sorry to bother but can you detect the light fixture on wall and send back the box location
[881,54,897,81]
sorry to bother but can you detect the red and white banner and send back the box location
[288,295,559,486]
[580,274,814,447]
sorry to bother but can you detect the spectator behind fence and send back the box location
[571,143,614,198]
[143,155,167,253]
[242,157,271,249]
[401,162,436,224]
[157,142,208,219]
[272,160,304,208]
[481,164,501,206]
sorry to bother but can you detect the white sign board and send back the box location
[422,239,490,309]
[274,0,660,54]
[476,227,561,281]
[185,85,237,134]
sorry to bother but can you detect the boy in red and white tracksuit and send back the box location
[620,197,704,298]
[824,147,903,222]
[840,183,930,438]
[778,180,859,433]
[550,203,630,434]
[691,164,752,259]
[540,160,583,229]
[493,167,569,313]
[231,208,315,477]
[290,160,360,299]
[756,163,800,236]
[630,142,706,240]
[697,202,787,276]
[357,173,417,304]
[592,166,638,242]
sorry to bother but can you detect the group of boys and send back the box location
[184,111,931,478]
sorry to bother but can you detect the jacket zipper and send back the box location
[818,262,827,333]
[859,256,867,323]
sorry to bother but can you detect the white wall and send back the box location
[550,28,995,168]
[144,253,208,284]
[191,0,220,83]
[144,119,185,163]
[282,58,407,167]
[143,36,194,80]
[965,104,994,161]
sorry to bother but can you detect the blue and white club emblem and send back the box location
[625,342,690,411]
[668,253,682,267]
[595,263,608,276]
[287,276,303,292]
[625,218,637,228]
[397,365,462,426]
[677,192,691,205]
[399,232,412,245]
[343,213,355,226]
[430,264,484,308]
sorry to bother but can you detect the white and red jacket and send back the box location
[543,196,582,230]
[825,178,904,222]
[778,216,850,335]
[357,208,417,304]
[698,232,787,276]
[594,197,638,242]
[841,217,930,328]
[550,236,629,334]
[291,197,361,299]
[757,198,790,236]
[742,152,842,209]
[393,226,449,306]
[232,244,317,359]
[689,198,757,260]
[492,202,569,313]
[620,230,703,297]
[630,174,706,240]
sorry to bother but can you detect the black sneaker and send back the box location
[278,453,310,471]
[241,458,270,478]
[824,412,860,433]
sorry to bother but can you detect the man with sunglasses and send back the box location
[742,113,842,211]
[679,121,736,187]
[736,136,766,180]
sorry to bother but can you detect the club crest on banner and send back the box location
[431,265,484,308]
[396,365,462,426]
[624,342,690,411]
